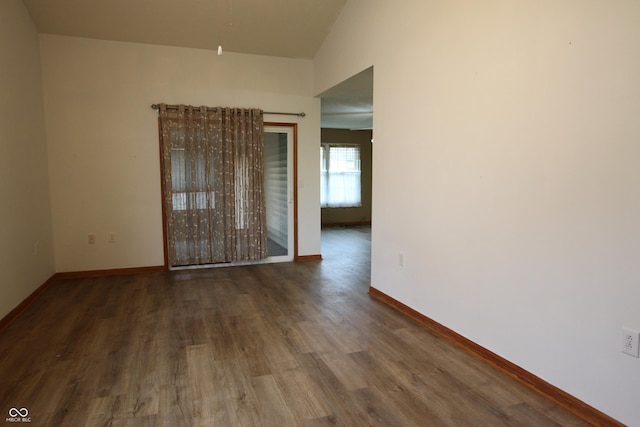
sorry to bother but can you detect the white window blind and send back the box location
[320,144,361,208]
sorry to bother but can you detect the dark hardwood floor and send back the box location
[0,226,590,426]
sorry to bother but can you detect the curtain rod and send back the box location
[150,104,305,117]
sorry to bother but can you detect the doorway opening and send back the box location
[319,66,373,261]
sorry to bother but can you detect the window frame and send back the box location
[320,143,362,209]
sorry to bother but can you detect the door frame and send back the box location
[265,122,299,261]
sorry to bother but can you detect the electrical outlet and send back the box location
[108,232,116,243]
[399,252,404,267]
[622,328,639,358]
[88,234,96,244]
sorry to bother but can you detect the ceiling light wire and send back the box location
[216,0,233,56]
[216,0,223,55]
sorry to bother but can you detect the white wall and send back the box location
[0,0,55,319]
[315,0,640,425]
[40,35,321,272]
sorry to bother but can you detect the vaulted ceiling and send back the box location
[22,0,372,129]
[22,0,347,58]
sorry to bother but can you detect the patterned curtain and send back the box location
[158,104,267,266]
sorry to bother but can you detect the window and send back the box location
[320,143,361,208]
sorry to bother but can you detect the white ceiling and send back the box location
[22,0,347,58]
[22,0,372,129]
[320,67,373,130]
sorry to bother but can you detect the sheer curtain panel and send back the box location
[320,144,362,208]
[159,104,267,266]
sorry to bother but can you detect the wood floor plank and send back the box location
[349,386,417,427]
[293,319,339,355]
[273,368,333,423]
[320,351,369,391]
[218,358,262,426]
[85,396,120,426]
[504,402,565,426]
[295,351,373,426]
[226,314,272,377]
[251,374,297,426]
[248,315,300,374]
[157,382,193,426]
[186,344,222,420]
[348,350,451,426]
[393,324,566,424]
[0,226,593,426]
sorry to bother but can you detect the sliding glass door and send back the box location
[160,120,296,268]
[263,125,295,262]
